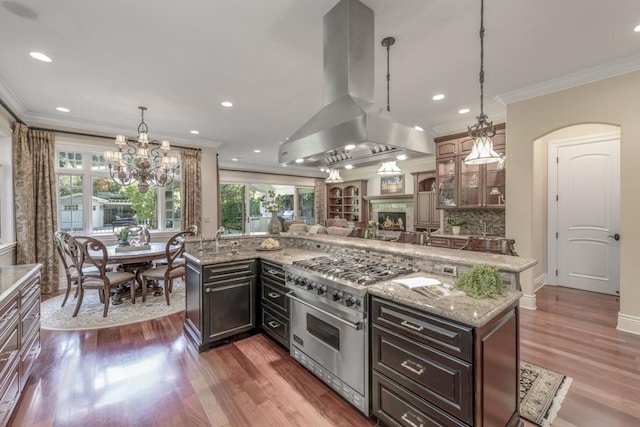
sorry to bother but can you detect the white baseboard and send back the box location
[534,274,546,292]
[519,294,537,310]
[617,312,640,336]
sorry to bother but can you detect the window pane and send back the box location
[298,187,315,225]
[164,179,181,230]
[92,178,158,232]
[220,184,246,234]
[250,184,294,233]
[58,175,83,232]
[91,153,109,171]
[58,152,82,169]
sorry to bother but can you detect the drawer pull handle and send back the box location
[401,360,425,376]
[401,412,423,427]
[267,292,280,299]
[24,314,39,320]
[267,320,280,329]
[267,269,280,275]
[401,320,424,332]
[205,288,211,293]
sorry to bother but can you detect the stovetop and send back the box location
[292,255,413,286]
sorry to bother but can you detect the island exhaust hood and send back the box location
[278,0,434,169]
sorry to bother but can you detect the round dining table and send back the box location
[102,242,179,304]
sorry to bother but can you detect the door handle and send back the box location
[608,233,620,241]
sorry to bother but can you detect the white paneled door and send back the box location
[553,137,620,295]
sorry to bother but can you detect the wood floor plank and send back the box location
[10,285,640,426]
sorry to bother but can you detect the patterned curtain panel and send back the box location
[181,148,202,233]
[314,178,326,226]
[12,123,59,293]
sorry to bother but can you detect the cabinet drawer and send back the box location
[0,320,18,383]
[372,325,472,424]
[451,238,468,249]
[260,306,289,349]
[261,278,288,313]
[372,371,467,427]
[371,297,472,362]
[202,260,256,283]
[0,367,19,427]
[260,261,285,283]
[428,237,451,248]
[19,328,40,391]
[20,275,40,305]
[20,295,40,342]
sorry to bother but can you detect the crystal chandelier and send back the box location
[464,0,502,166]
[104,106,178,193]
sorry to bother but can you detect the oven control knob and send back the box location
[317,285,327,295]
[301,278,309,288]
[295,277,304,287]
[345,295,357,307]
[332,291,343,302]
[307,282,316,291]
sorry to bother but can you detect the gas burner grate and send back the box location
[292,255,412,286]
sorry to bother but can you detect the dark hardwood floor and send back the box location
[10,285,640,426]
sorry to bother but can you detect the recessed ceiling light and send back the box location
[30,52,51,62]
[56,107,70,113]
[458,108,470,114]
[254,149,261,153]
[320,167,326,172]
[344,144,356,150]
[190,130,199,135]
[634,24,640,32]
[282,164,287,167]
[432,94,445,101]
[221,101,233,107]
[414,126,424,132]
[231,158,238,162]
[396,154,408,161]
[295,158,304,163]
[344,164,353,170]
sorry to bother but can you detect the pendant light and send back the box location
[464,0,502,165]
[325,169,344,183]
[377,161,402,175]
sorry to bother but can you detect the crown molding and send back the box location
[496,53,640,105]
[431,112,506,137]
[0,76,26,118]
[218,161,325,179]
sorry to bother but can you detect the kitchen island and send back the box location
[184,234,533,426]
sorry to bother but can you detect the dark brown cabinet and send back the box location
[413,172,440,231]
[326,180,368,226]
[370,296,521,427]
[435,127,506,210]
[185,259,257,352]
[259,260,289,349]
[0,265,41,426]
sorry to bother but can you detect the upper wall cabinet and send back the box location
[435,125,506,210]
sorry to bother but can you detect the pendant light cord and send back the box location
[381,37,395,112]
[479,0,485,120]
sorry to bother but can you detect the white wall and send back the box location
[0,109,15,266]
[507,71,640,333]
[200,147,219,237]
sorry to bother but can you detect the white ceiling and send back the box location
[1,0,639,177]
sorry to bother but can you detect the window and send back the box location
[55,146,181,234]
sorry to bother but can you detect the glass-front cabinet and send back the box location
[459,160,482,208]
[437,158,457,208]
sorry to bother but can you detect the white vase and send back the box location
[452,225,461,235]
[268,211,282,234]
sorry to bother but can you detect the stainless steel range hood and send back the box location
[278,0,434,169]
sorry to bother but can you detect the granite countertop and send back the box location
[368,271,522,328]
[184,246,319,266]
[0,264,42,305]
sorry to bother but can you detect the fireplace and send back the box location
[378,212,406,231]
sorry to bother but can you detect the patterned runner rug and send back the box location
[520,360,573,426]
[41,280,185,331]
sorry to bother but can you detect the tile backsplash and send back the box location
[443,210,505,236]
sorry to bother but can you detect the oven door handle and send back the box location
[286,292,363,331]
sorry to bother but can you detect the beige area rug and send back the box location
[520,360,573,426]
[41,280,184,331]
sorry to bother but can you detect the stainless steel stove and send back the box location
[284,255,412,416]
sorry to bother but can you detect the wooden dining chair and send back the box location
[153,224,198,268]
[141,229,195,305]
[54,231,77,307]
[67,236,136,317]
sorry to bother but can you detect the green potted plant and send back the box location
[454,265,506,299]
[450,219,467,235]
[260,189,285,234]
[114,228,130,247]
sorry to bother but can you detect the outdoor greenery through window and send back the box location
[56,148,181,234]
[220,183,314,235]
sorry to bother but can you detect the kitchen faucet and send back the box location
[214,226,226,252]
[479,219,488,236]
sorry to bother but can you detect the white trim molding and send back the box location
[617,312,640,336]
[496,52,640,105]
[534,274,546,293]
[519,293,537,310]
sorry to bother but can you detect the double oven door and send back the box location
[287,291,368,414]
